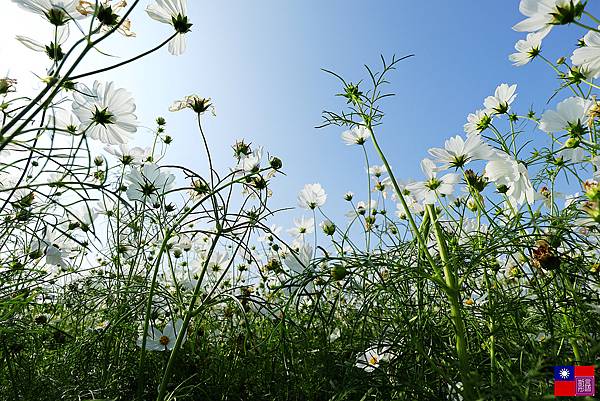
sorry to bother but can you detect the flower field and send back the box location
[1,1,600,400]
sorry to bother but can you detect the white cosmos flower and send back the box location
[284,241,313,276]
[428,134,495,170]
[571,29,600,79]
[236,146,262,173]
[16,24,69,56]
[206,251,230,273]
[48,108,79,135]
[136,319,186,351]
[405,158,459,204]
[104,144,150,165]
[72,81,138,144]
[355,343,394,372]
[77,1,136,37]
[258,224,282,243]
[509,31,547,66]
[169,95,215,115]
[283,242,314,294]
[484,155,535,206]
[484,84,517,115]
[341,126,370,145]
[146,0,191,55]
[12,0,86,25]
[287,216,314,240]
[94,197,118,217]
[30,230,74,268]
[513,0,580,34]
[125,163,175,204]
[345,200,378,220]
[375,176,394,199]
[368,164,387,178]
[451,218,488,246]
[395,196,424,219]
[557,146,585,163]
[535,185,565,209]
[539,96,593,133]
[464,109,492,136]
[69,204,97,231]
[298,183,327,210]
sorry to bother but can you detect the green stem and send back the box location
[562,277,583,363]
[155,233,222,401]
[574,20,600,33]
[70,33,177,80]
[584,11,600,24]
[427,204,473,400]
[367,126,445,285]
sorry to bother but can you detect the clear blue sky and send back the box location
[3,1,596,228]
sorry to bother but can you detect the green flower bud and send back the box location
[321,220,336,236]
[0,78,16,95]
[270,157,282,170]
[496,184,509,194]
[565,137,580,148]
[330,265,347,280]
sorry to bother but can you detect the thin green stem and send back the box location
[427,204,473,400]
[367,126,445,286]
[574,20,600,33]
[155,232,222,401]
[70,32,177,80]
[584,11,600,24]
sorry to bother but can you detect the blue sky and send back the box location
[1,1,596,228]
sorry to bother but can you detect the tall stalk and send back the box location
[368,124,473,399]
[427,204,473,399]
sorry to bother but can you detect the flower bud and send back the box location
[320,220,336,236]
[270,157,282,170]
[496,184,509,194]
[565,137,580,148]
[173,248,182,258]
[464,169,488,192]
[330,264,347,280]
[466,197,478,212]
[343,83,363,105]
[0,78,16,95]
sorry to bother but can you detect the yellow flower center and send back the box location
[159,335,170,346]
